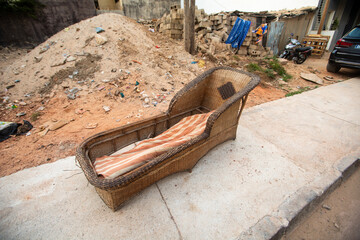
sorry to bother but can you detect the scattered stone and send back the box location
[334,222,340,230]
[102,79,110,83]
[34,56,43,63]
[324,76,334,81]
[95,34,108,45]
[111,68,117,72]
[85,123,98,129]
[38,128,49,136]
[300,72,323,85]
[19,102,27,106]
[51,58,66,67]
[67,93,76,100]
[322,204,331,210]
[66,56,77,62]
[103,105,111,112]
[39,45,50,54]
[278,58,288,65]
[49,119,69,131]
[161,87,167,92]
[16,112,26,117]
[75,108,86,114]
[75,51,89,56]
[37,106,45,111]
[69,87,80,94]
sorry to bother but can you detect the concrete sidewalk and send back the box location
[1,78,359,240]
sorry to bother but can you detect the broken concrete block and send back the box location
[51,58,66,67]
[95,34,108,45]
[249,45,258,50]
[66,56,77,62]
[300,73,324,85]
[278,58,288,65]
[237,48,248,55]
[34,56,43,63]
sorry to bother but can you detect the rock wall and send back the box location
[122,0,180,20]
[0,0,96,46]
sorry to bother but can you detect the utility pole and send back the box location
[184,0,196,54]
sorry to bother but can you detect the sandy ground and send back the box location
[281,166,360,240]
[0,14,359,177]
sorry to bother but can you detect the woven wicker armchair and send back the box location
[76,67,260,210]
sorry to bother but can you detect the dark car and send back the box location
[327,24,360,73]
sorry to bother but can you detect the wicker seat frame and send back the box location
[76,67,260,211]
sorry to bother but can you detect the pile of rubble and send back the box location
[0,13,202,109]
[156,6,272,57]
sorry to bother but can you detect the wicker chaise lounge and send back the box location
[76,67,260,210]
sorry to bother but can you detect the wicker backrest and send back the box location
[201,69,251,110]
[167,67,255,115]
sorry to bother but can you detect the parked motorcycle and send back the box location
[279,34,313,64]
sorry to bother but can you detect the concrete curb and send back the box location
[236,151,360,240]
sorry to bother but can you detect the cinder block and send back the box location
[242,40,251,47]
[248,49,261,56]
[171,13,182,20]
[248,44,257,50]
[238,48,248,55]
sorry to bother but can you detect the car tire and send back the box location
[326,61,341,73]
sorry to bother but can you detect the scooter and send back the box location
[279,34,313,64]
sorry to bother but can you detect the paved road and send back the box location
[1,78,359,240]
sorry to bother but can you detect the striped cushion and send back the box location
[94,111,213,179]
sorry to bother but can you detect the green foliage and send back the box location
[285,87,311,97]
[247,57,292,82]
[31,111,41,121]
[331,18,339,30]
[264,68,275,79]
[267,57,286,75]
[266,56,292,81]
[282,73,292,82]
[246,63,262,72]
[0,0,45,18]
[233,55,240,61]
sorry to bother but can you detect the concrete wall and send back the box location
[98,0,116,10]
[0,0,96,46]
[122,0,180,20]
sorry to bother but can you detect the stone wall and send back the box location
[0,0,96,46]
[156,8,272,57]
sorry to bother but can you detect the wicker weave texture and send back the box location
[76,66,260,210]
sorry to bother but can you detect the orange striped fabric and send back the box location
[94,111,213,179]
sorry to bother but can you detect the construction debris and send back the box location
[156,5,272,57]
[300,72,324,85]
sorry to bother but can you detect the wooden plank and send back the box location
[184,0,196,55]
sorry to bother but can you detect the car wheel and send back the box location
[326,61,341,73]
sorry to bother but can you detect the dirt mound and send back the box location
[0,13,209,177]
[0,13,201,101]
